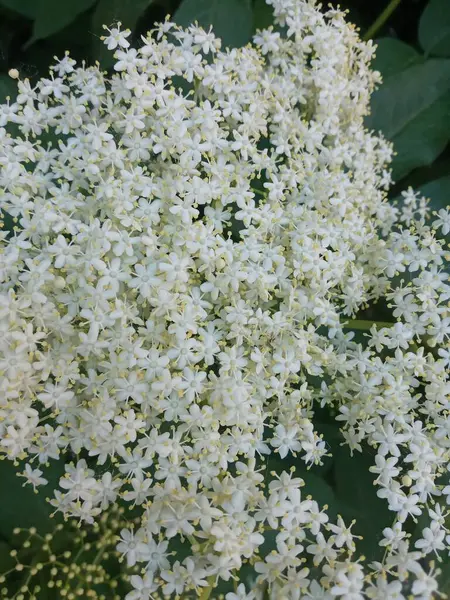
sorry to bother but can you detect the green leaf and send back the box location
[0,459,64,541]
[253,0,273,32]
[0,541,15,572]
[367,59,450,181]
[91,0,154,68]
[372,38,423,79]
[301,470,337,517]
[29,0,97,43]
[174,0,253,48]
[267,454,336,516]
[333,446,392,562]
[439,555,450,595]
[0,74,17,103]
[419,0,450,57]
[418,175,450,211]
[410,508,431,545]
[0,0,36,18]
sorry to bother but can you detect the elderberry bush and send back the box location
[0,0,449,598]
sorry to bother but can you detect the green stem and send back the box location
[343,319,394,331]
[363,0,402,41]
[13,555,46,600]
[93,545,107,566]
[251,186,267,196]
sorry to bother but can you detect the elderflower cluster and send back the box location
[0,0,449,597]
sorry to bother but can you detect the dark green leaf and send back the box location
[367,59,450,181]
[418,175,450,211]
[439,555,450,595]
[253,0,273,32]
[268,454,336,516]
[0,459,64,541]
[372,38,423,79]
[333,446,392,562]
[0,74,16,103]
[29,0,97,43]
[300,470,336,517]
[419,0,450,57]
[174,0,252,48]
[0,541,14,572]
[0,0,36,18]
[410,508,431,545]
[91,0,154,68]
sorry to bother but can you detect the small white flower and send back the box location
[19,464,48,491]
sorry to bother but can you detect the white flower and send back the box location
[432,208,450,235]
[103,24,131,50]
[126,571,158,600]
[19,464,48,491]
[117,528,148,567]
[271,424,302,458]
[327,516,358,551]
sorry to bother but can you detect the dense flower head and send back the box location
[0,0,449,598]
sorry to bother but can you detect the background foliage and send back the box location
[0,0,449,597]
